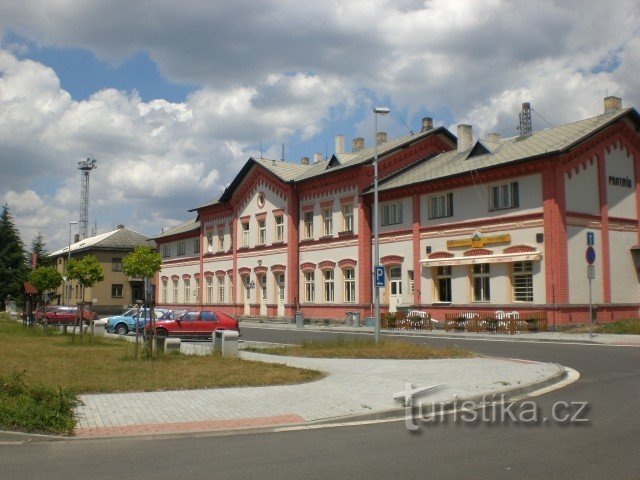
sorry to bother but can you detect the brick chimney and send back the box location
[352,137,364,152]
[421,117,433,132]
[376,132,387,145]
[313,152,323,164]
[604,96,622,114]
[457,124,473,152]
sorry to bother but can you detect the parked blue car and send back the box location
[105,308,168,335]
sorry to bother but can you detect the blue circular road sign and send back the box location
[586,246,596,265]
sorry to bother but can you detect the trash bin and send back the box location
[345,311,360,327]
[295,311,304,328]
[365,316,375,327]
[214,330,224,352]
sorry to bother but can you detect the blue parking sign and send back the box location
[374,266,385,287]
[586,231,594,246]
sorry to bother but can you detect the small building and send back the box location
[49,226,154,315]
[155,96,640,327]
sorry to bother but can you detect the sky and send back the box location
[0,0,639,252]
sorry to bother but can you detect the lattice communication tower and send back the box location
[78,158,97,239]
[518,102,533,136]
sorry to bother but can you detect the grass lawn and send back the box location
[245,336,475,359]
[0,316,321,435]
[565,319,640,335]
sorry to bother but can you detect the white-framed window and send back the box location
[513,261,534,302]
[343,268,355,303]
[228,276,233,303]
[277,273,285,302]
[184,279,191,304]
[435,266,452,302]
[408,270,414,296]
[275,216,284,242]
[193,238,200,254]
[161,280,168,303]
[428,193,453,219]
[472,264,490,302]
[206,231,214,252]
[177,241,186,256]
[244,276,251,301]
[304,271,315,302]
[260,275,267,302]
[218,228,225,251]
[112,257,122,272]
[172,279,179,303]
[205,277,213,303]
[242,222,250,247]
[218,276,225,303]
[490,182,519,210]
[258,219,266,245]
[323,208,333,236]
[304,211,314,239]
[111,284,123,298]
[323,269,335,302]
[195,278,200,303]
[162,245,171,258]
[342,204,354,232]
[381,202,403,226]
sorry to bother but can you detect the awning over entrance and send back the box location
[420,251,542,267]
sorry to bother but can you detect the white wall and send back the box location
[609,231,639,303]
[567,226,603,304]
[606,146,637,219]
[565,161,599,214]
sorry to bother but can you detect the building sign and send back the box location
[608,176,632,188]
[446,233,511,249]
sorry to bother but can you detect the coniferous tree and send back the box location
[31,231,49,268]
[0,204,28,310]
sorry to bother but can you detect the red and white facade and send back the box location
[155,98,640,327]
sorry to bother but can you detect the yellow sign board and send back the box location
[446,234,511,249]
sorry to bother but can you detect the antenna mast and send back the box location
[518,102,533,136]
[78,157,97,239]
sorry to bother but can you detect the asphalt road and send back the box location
[1,327,639,480]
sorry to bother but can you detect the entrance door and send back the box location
[276,273,285,317]
[389,266,403,313]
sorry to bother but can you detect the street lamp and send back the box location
[373,106,389,343]
[66,221,78,305]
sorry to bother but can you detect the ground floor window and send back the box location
[389,266,402,296]
[435,266,452,302]
[277,273,285,303]
[323,270,335,302]
[112,284,123,298]
[172,280,178,303]
[472,264,490,302]
[260,275,267,303]
[184,279,191,303]
[304,271,315,302]
[195,278,200,303]
[244,276,251,302]
[343,268,355,303]
[218,276,225,303]
[206,277,213,303]
[161,280,168,303]
[228,277,233,303]
[512,261,533,302]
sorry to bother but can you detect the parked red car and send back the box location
[149,310,239,338]
[43,306,95,325]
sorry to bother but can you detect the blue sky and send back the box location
[0,0,638,251]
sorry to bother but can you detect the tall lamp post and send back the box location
[373,106,389,343]
[66,221,78,305]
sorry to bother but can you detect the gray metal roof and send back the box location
[153,218,200,239]
[50,227,153,257]
[372,108,635,193]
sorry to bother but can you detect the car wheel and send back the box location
[115,324,128,335]
[156,328,168,338]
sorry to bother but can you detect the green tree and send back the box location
[28,266,63,302]
[0,204,28,310]
[65,255,103,341]
[30,231,49,268]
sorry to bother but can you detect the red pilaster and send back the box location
[358,196,372,312]
[287,185,300,315]
[198,223,204,306]
[635,146,640,246]
[231,214,238,316]
[412,194,421,306]
[597,149,611,303]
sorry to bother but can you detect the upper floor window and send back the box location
[193,238,200,254]
[177,241,186,256]
[304,211,314,239]
[342,204,354,232]
[428,193,453,219]
[381,202,403,226]
[275,216,284,242]
[206,231,214,252]
[112,257,122,272]
[217,228,225,251]
[242,222,250,247]
[162,245,171,258]
[490,182,519,210]
[323,209,333,236]
[258,219,266,245]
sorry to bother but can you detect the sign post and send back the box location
[586,236,596,338]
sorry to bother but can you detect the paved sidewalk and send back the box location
[74,353,564,437]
